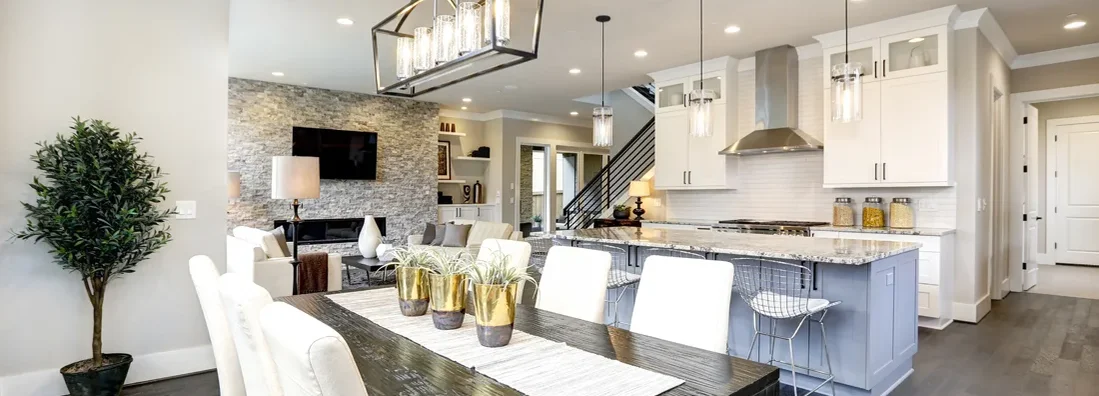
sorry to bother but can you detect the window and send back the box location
[530,150,565,194]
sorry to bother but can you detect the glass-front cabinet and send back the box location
[656,79,687,112]
[688,71,726,104]
[822,39,880,87]
[881,26,948,79]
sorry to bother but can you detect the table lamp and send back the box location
[629,180,651,221]
[271,156,320,295]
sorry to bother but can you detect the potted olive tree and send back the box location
[15,118,173,396]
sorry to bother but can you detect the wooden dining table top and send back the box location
[279,288,779,396]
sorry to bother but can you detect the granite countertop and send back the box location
[812,225,956,236]
[640,219,723,226]
[553,227,921,265]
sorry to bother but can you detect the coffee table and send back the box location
[341,255,396,286]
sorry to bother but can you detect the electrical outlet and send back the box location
[918,199,937,211]
[175,200,197,219]
[650,198,663,207]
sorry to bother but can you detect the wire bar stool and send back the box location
[636,247,706,264]
[728,258,840,396]
[576,242,634,327]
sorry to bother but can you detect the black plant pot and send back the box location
[61,353,133,396]
[612,210,630,220]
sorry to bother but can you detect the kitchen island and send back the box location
[553,227,921,396]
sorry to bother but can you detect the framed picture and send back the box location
[437,141,452,180]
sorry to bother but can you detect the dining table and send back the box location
[280,288,780,396]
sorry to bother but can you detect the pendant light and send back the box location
[831,0,863,123]
[483,0,511,46]
[592,15,613,148]
[432,0,458,65]
[456,0,482,55]
[687,0,714,138]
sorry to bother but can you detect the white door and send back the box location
[654,110,689,189]
[823,82,881,186]
[879,72,949,184]
[1053,116,1099,266]
[687,102,727,187]
[1023,105,1040,290]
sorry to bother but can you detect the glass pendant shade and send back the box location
[432,15,457,65]
[456,1,482,55]
[688,89,715,138]
[483,0,511,46]
[831,62,863,123]
[396,37,415,79]
[592,106,613,147]
[413,27,434,72]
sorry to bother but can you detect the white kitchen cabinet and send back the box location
[649,57,739,191]
[879,72,950,184]
[881,26,949,80]
[822,39,881,87]
[823,82,882,185]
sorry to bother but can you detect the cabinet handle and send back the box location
[477,208,481,217]
[875,163,879,181]
[883,59,887,77]
[883,163,887,180]
[688,171,692,184]
[683,171,686,185]
[874,61,878,78]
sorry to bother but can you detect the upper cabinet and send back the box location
[649,57,740,190]
[815,6,958,188]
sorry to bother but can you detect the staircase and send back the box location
[561,116,655,229]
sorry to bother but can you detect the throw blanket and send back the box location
[296,252,329,294]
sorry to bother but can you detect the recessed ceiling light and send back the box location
[271,71,284,77]
[724,25,741,34]
[569,68,582,75]
[570,111,579,116]
[532,118,541,122]
[908,37,925,43]
[1065,14,1087,30]
[462,97,472,103]
[461,106,468,110]
[337,18,354,26]
[634,50,648,58]
[504,84,519,90]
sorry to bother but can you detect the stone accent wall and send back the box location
[228,78,438,254]
[519,146,533,223]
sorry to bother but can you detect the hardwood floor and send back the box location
[125,292,1099,396]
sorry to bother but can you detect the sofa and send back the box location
[227,226,343,298]
[407,220,522,255]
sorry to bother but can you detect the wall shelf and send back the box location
[438,131,466,137]
[438,179,467,184]
[453,156,490,162]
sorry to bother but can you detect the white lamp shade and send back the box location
[228,171,241,199]
[629,180,651,197]
[271,156,320,200]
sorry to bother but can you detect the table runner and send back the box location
[327,288,685,396]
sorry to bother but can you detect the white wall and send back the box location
[0,1,229,394]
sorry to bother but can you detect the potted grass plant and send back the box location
[388,247,433,316]
[14,118,173,396]
[467,250,537,347]
[424,251,473,330]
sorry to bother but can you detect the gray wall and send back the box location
[606,90,654,158]
[1011,57,1099,94]
[498,119,599,225]
[227,78,439,251]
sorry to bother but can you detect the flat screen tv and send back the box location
[292,127,378,180]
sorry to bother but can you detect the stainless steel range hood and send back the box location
[719,45,823,156]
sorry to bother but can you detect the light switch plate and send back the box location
[175,201,197,219]
[886,273,895,286]
[650,198,663,207]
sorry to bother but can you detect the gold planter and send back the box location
[472,283,518,347]
[428,273,469,330]
[396,267,429,316]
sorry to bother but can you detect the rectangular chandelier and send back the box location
[372,0,545,97]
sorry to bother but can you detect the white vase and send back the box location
[358,216,382,258]
[376,244,395,261]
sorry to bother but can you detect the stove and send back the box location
[713,219,829,237]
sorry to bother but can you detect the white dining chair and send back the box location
[629,256,735,354]
[219,273,285,396]
[476,239,533,303]
[189,256,246,396]
[535,246,612,323]
[259,302,369,396]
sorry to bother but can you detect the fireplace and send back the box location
[274,217,386,246]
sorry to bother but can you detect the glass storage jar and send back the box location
[862,197,885,228]
[890,198,915,228]
[833,197,855,226]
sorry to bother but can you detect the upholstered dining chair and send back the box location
[189,256,246,396]
[219,273,285,396]
[535,246,612,323]
[629,256,736,354]
[475,239,533,304]
[259,302,369,396]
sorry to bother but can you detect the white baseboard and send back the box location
[0,344,214,396]
[918,316,954,330]
[997,278,1010,299]
[953,293,992,323]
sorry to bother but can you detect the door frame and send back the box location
[514,137,609,234]
[1046,115,1099,266]
[1008,83,1099,293]
[989,85,1008,300]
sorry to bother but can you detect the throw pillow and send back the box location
[430,223,447,246]
[232,226,286,259]
[421,222,436,245]
[269,227,292,257]
[441,223,473,247]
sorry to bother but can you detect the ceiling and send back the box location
[229,0,1099,118]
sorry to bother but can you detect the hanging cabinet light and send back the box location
[372,0,543,97]
[592,15,613,147]
[687,0,714,138]
[831,0,863,123]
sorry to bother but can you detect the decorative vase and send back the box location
[612,209,630,220]
[428,273,469,330]
[396,267,429,316]
[358,216,382,258]
[473,283,518,347]
[60,353,133,396]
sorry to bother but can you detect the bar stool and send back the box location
[729,258,840,396]
[636,247,706,262]
[576,242,633,327]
